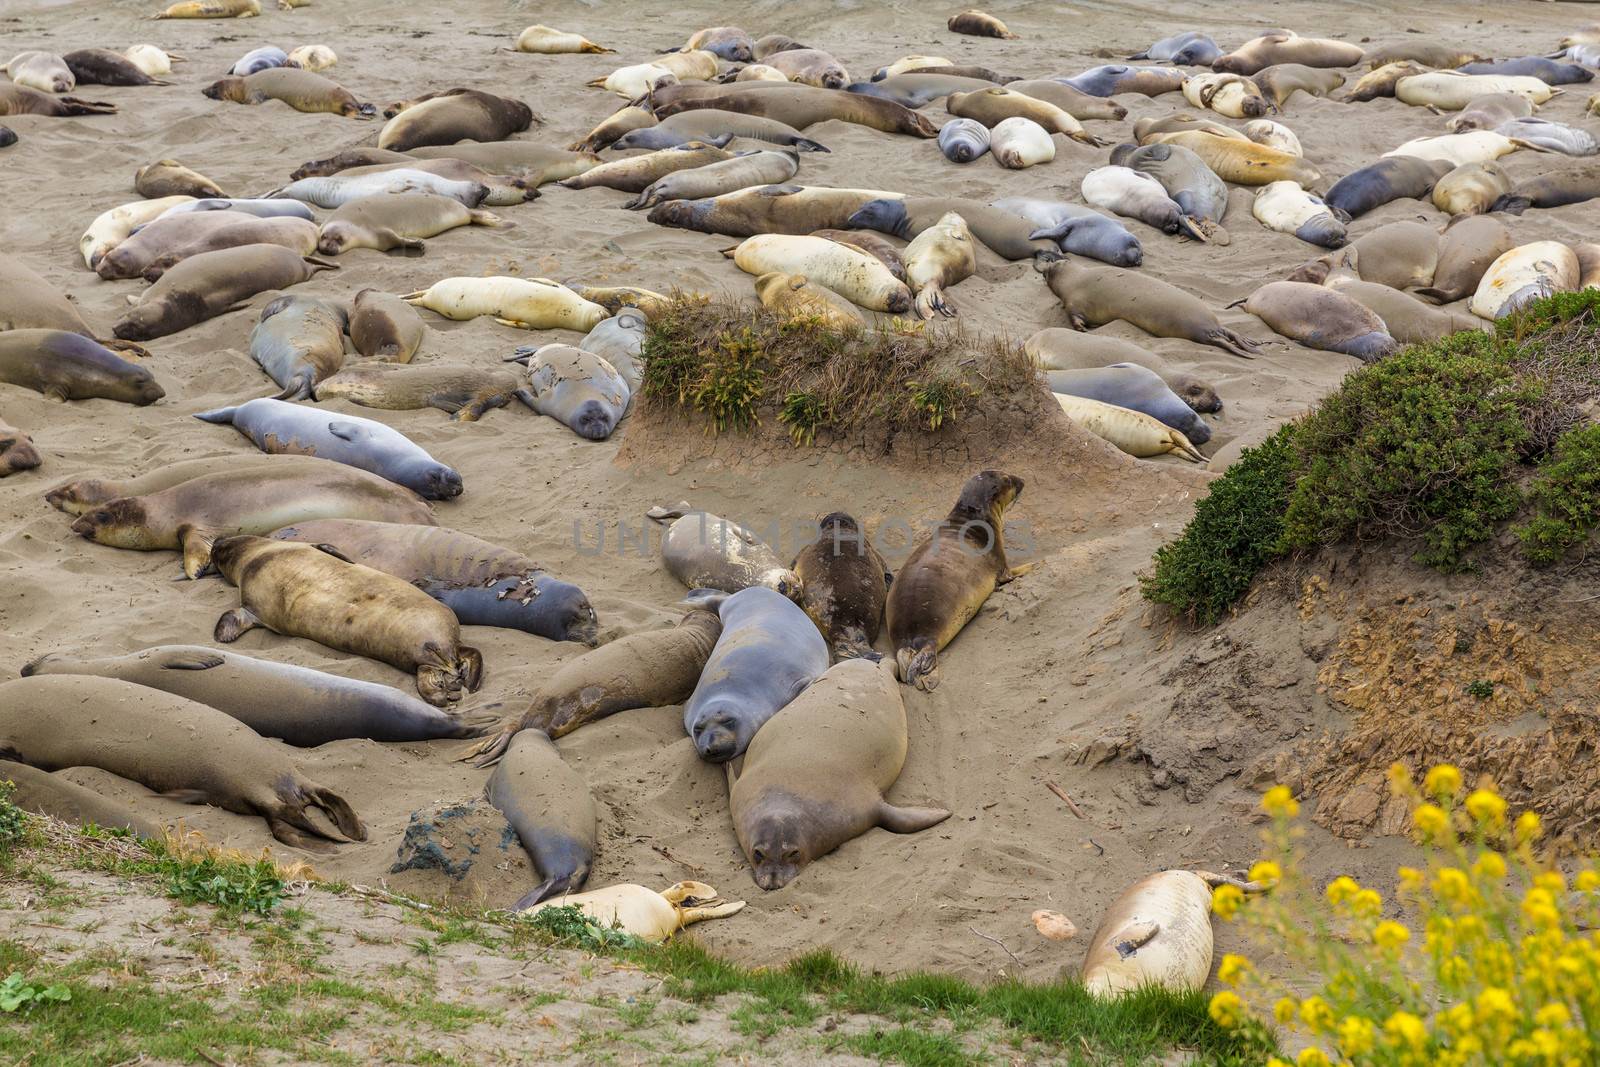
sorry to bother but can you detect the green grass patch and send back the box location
[165,854,285,915]
[841,1026,978,1067]
[1516,423,1600,566]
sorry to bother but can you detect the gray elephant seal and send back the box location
[1005,79,1126,120]
[114,246,337,341]
[848,196,1058,261]
[506,343,629,441]
[349,289,424,362]
[1324,269,1484,344]
[1024,329,1221,413]
[270,519,596,644]
[0,762,160,839]
[1047,365,1212,444]
[1460,57,1593,86]
[993,197,1141,267]
[95,209,262,280]
[617,111,826,153]
[853,73,1000,110]
[650,83,940,138]
[682,587,829,763]
[0,126,14,149]
[1108,142,1229,242]
[1415,215,1513,304]
[0,84,115,116]
[647,503,799,596]
[317,192,507,255]
[791,512,891,661]
[1038,259,1260,357]
[1447,93,1534,133]
[314,362,526,421]
[327,159,536,207]
[1325,156,1451,220]
[0,675,365,852]
[1062,65,1186,98]
[139,217,319,282]
[579,310,647,391]
[1129,31,1221,66]
[562,142,738,190]
[624,149,801,211]
[1238,281,1397,361]
[251,295,349,401]
[22,645,487,746]
[487,732,596,908]
[729,657,950,890]
[195,398,462,499]
[0,330,164,405]
[938,118,991,163]
[378,88,533,151]
[1492,163,1600,215]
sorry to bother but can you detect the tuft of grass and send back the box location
[841,1026,977,1067]
[778,390,830,446]
[1495,287,1600,342]
[0,781,29,858]
[1516,423,1600,566]
[163,854,285,915]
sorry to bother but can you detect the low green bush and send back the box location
[1517,424,1600,566]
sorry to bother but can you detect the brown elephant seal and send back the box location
[113,246,337,342]
[1133,113,1245,144]
[467,605,723,766]
[513,24,613,55]
[0,761,161,839]
[408,142,595,186]
[0,255,139,352]
[649,183,905,240]
[143,217,319,281]
[1143,129,1319,186]
[1238,281,1397,361]
[134,159,224,199]
[1324,156,1451,220]
[625,149,800,211]
[947,87,1104,145]
[1005,79,1126,121]
[791,512,890,661]
[754,271,864,330]
[886,470,1028,691]
[378,88,533,151]
[949,9,1017,38]
[1492,163,1600,215]
[1365,42,1484,69]
[69,457,435,578]
[0,331,164,405]
[270,519,597,644]
[1023,329,1221,413]
[1213,34,1364,75]
[349,289,424,361]
[1081,871,1260,996]
[903,210,976,318]
[808,229,906,280]
[569,105,656,152]
[203,68,373,116]
[560,142,736,191]
[46,455,295,516]
[764,49,849,89]
[155,0,260,16]
[1433,162,1513,216]
[729,657,950,890]
[94,208,260,280]
[1343,61,1427,102]
[314,362,526,421]
[0,417,40,477]
[1038,259,1260,357]
[22,645,488,746]
[1416,215,1514,304]
[249,295,348,401]
[63,48,168,87]
[652,83,940,138]
[1338,221,1441,291]
[647,503,799,597]
[486,732,596,907]
[1447,93,1534,133]
[1323,264,1484,344]
[0,84,114,116]
[1252,63,1345,109]
[754,34,806,59]
[211,536,482,707]
[0,674,364,852]
[317,193,507,255]
[847,196,1057,261]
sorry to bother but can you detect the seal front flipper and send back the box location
[876,800,951,834]
[999,561,1035,584]
[160,650,226,671]
[1110,920,1161,958]
[214,606,262,642]
[180,526,218,579]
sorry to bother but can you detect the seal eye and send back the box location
[753,848,767,864]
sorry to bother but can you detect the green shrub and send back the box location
[1140,425,1298,625]
[0,781,28,856]
[1495,287,1600,342]
[778,390,830,446]
[518,904,645,953]
[1517,424,1600,566]
[164,856,285,915]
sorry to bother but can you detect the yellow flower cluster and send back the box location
[1204,766,1600,1066]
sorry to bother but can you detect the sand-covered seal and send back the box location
[95,209,261,280]
[1081,871,1260,996]
[562,142,737,191]
[486,732,596,907]
[317,193,507,255]
[0,417,40,478]
[754,272,864,330]
[938,118,990,163]
[1140,129,1318,186]
[506,343,629,441]
[80,195,193,269]
[1133,113,1245,144]
[314,362,526,421]
[1213,34,1363,75]
[349,289,424,362]
[250,295,349,401]
[271,519,595,643]
[0,84,115,116]
[329,159,536,207]
[0,674,364,851]
[1005,79,1127,121]
[1038,259,1260,357]
[212,536,481,707]
[948,9,1016,38]
[0,331,164,405]
[22,646,487,746]
[204,68,373,117]
[618,111,825,153]
[625,149,800,210]
[1432,162,1512,216]
[1415,216,1512,304]
[647,503,799,596]
[1025,329,1221,413]
[1364,42,1484,69]
[1053,394,1205,462]
[1324,156,1451,220]
[729,657,949,890]
[1343,61,1427,103]
[566,285,672,320]
[0,762,160,839]
[1061,65,1186,98]
[727,234,913,312]
[63,48,169,87]
[196,399,461,500]
[1047,364,1212,444]
[154,0,260,17]
[671,26,754,62]
[378,89,533,151]
[1129,31,1221,66]
[69,456,434,578]
[1395,72,1556,111]
[763,48,849,89]
[287,45,336,71]
[847,196,1057,262]
[1108,142,1229,242]
[886,469,1028,691]
[1252,181,1347,248]
[517,881,745,937]
[650,184,904,240]
[0,256,140,354]
[990,116,1055,168]
[1470,242,1580,320]
[791,512,890,661]
[114,246,336,342]
[401,276,607,332]
[683,587,829,763]
[994,198,1142,266]
[1251,63,1345,109]
[513,25,613,54]
[1238,281,1397,361]
[947,87,1103,146]
[1339,221,1440,290]
[810,229,907,280]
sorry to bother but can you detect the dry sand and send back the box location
[0,0,1595,983]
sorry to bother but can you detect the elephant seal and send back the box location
[123,45,181,78]
[1181,72,1271,118]
[1046,365,1211,444]
[1108,142,1229,242]
[314,362,526,421]
[1448,93,1534,133]
[809,229,907,280]
[1133,113,1244,143]
[1213,34,1364,75]
[4,51,73,93]
[791,512,890,660]
[939,118,990,162]
[378,89,533,151]
[287,45,336,70]
[114,247,336,342]
[0,331,164,405]
[993,198,1142,265]
[1081,166,1201,238]
[873,55,952,80]
[1396,72,1556,111]
[673,26,755,62]
[0,675,364,851]
[467,605,722,766]
[1324,156,1451,220]
[80,195,194,268]
[1470,242,1580,320]
[625,149,800,211]
[579,311,647,389]
[22,646,487,746]
[1252,63,1344,109]
[506,343,629,441]
[618,111,822,153]
[1252,181,1347,248]
[851,72,998,109]
[228,45,290,76]
[317,193,507,255]
[517,881,745,936]
[1344,61,1427,102]
[1365,42,1484,69]
[1062,65,1186,98]
[0,417,40,477]
[652,83,940,138]
[733,64,789,83]
[1491,119,1597,157]
[948,87,1103,145]
[158,197,315,222]
[904,211,976,317]
[271,519,595,643]
[651,184,905,240]
[990,116,1049,169]
[1416,216,1513,304]
[196,399,461,499]
[566,285,671,320]
[1432,162,1511,216]
[730,657,950,890]
[647,503,799,597]
[407,142,595,186]
[1082,871,1260,996]
[848,196,1057,261]
[155,0,259,16]
[330,159,536,207]
[764,49,849,89]
[2,123,19,146]
[1143,129,1319,186]
[591,61,679,99]
[1129,31,1221,66]
[486,732,596,907]
[0,84,115,116]
[1025,329,1221,413]
[349,289,424,362]
[570,105,656,152]
[0,761,160,839]
[63,48,168,86]
[1386,131,1538,168]
[728,234,913,312]
[203,69,372,117]
[754,34,806,60]
[1323,266,1483,344]
[46,455,297,516]
[1038,259,1261,357]
[1460,58,1593,86]
[401,276,607,332]
[886,470,1027,691]
[683,587,829,763]
[1053,394,1203,462]
[514,25,612,54]
[565,143,738,191]
[1492,164,1600,215]
[1005,79,1126,121]
[250,295,348,401]
[949,9,1016,38]
[1238,281,1397,361]
[754,271,864,330]
[1342,221,1440,290]
[139,217,320,281]
[212,536,481,707]
[94,209,259,280]
[272,169,489,209]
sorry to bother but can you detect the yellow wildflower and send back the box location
[1266,1060,1293,1067]
[1273,997,1298,1025]
[1397,866,1426,895]
[1424,764,1462,797]
[1523,888,1562,931]
[1325,876,1360,906]
[1475,986,1518,1038]
[1373,920,1410,951]
[1465,788,1507,828]
[1211,883,1243,920]
[1535,1002,1571,1028]
[1472,851,1507,882]
[1248,860,1281,886]
[1384,1010,1428,1050]
[1351,888,1383,919]
[1576,869,1600,893]
[1299,995,1335,1034]
[1535,871,1566,894]
[1208,990,1244,1029]
[1217,953,1250,985]
[1338,1015,1377,1057]
[1413,802,1449,841]
[1262,785,1299,819]
[1387,762,1414,792]
[1515,810,1542,843]
[1439,1002,1474,1036]
[1433,867,1471,904]
[1296,1049,1330,1067]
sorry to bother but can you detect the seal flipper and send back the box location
[161,650,226,671]
[264,815,338,854]
[1111,920,1161,958]
[679,898,746,927]
[214,606,262,642]
[876,801,952,834]
[312,542,357,564]
[180,527,217,579]
[896,640,939,691]
[193,406,239,424]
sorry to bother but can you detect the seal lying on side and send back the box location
[139,217,320,281]
[517,881,745,938]
[314,362,527,421]
[507,343,629,441]
[729,657,951,889]
[203,68,372,116]
[251,295,349,401]
[269,519,596,644]
[0,84,115,116]
[755,272,864,330]
[1238,281,1398,361]
[649,184,905,240]
[0,762,160,839]
[847,196,1058,261]
[0,417,41,478]
[22,646,487,745]
[1415,216,1513,304]
[63,48,169,87]
[212,536,483,707]
[4,51,74,92]
[1047,364,1212,444]
[728,234,913,312]
[1470,241,1580,320]
[579,310,647,390]
[79,195,194,269]
[114,246,337,342]
[0,331,164,405]
[401,276,608,332]
[348,289,424,361]
[1038,259,1261,357]
[903,210,976,317]
[993,198,1141,266]
[647,504,800,597]
[487,732,596,907]
[316,192,508,254]
[134,159,225,198]
[682,587,829,763]
[0,674,364,851]
[791,512,890,660]
[1025,329,1221,413]
[624,150,800,211]
[0,255,141,353]
[46,455,291,516]
[378,88,533,151]
[1053,393,1205,462]
[886,470,1028,691]
[1081,871,1261,996]
[1323,156,1452,220]
[95,208,264,280]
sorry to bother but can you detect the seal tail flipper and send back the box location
[512,866,589,911]
[1412,286,1452,304]
[1126,50,1150,60]
[271,372,314,401]
[829,627,878,662]
[181,528,217,579]
[214,606,261,642]
[467,209,509,227]
[461,718,520,767]
[793,137,830,152]
[192,406,238,424]
[679,899,746,927]
[264,815,337,853]
[1489,195,1529,215]
[306,785,366,841]
[1208,328,1260,359]
[458,647,484,691]
[877,801,952,834]
[677,588,729,612]
[1177,215,1212,243]
[1110,920,1161,958]
[895,640,940,691]
[1196,871,1268,893]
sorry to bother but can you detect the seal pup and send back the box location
[401,277,607,332]
[287,45,336,71]
[1181,72,1270,119]
[1433,162,1513,216]
[682,587,829,763]
[154,0,260,16]
[316,192,508,255]
[764,49,850,89]
[514,25,613,54]
[649,184,906,240]
[727,234,913,312]
[94,209,263,280]
[1052,394,1205,462]
[250,295,349,401]
[1140,128,1318,185]
[948,10,1017,38]
[0,675,363,852]
[1415,216,1513,304]
[1081,871,1261,996]
[903,211,976,317]
[487,733,596,907]
[1081,166,1201,238]
[647,504,799,597]
[378,89,533,151]
[615,111,823,152]
[517,882,745,939]
[650,83,940,138]
[990,116,1055,168]
[1395,72,1556,111]
[791,512,891,660]
[1005,79,1127,120]
[570,105,656,151]
[1129,32,1220,66]
[1107,141,1230,242]
[993,197,1143,266]
[124,45,181,77]
[313,363,527,421]
[886,470,1028,691]
[1252,181,1347,248]
[1037,259,1261,357]
[1324,156,1451,219]
[1061,65,1187,98]
[1494,118,1599,157]
[1491,163,1600,214]
[1460,57,1593,86]
[271,169,489,208]
[1446,93,1533,133]
[0,331,164,405]
[579,310,647,390]
[848,195,1061,262]
[80,196,192,268]
[114,247,336,342]
[563,142,738,190]
[939,118,991,162]
[211,537,482,707]
[946,87,1104,146]
[625,149,800,210]
[1238,281,1398,361]
[670,27,755,62]
[348,289,424,362]
[729,658,950,889]
[329,159,536,207]
[203,68,373,116]
[1242,120,1300,157]
[1025,329,1221,414]
[1251,64,1345,109]
[809,229,907,280]
[1385,131,1545,168]
[506,343,629,441]
[1343,61,1427,103]
[63,48,168,87]
[754,271,864,331]
[4,51,73,93]
[22,646,488,746]
[227,45,290,76]
[139,216,320,281]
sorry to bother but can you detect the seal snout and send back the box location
[424,467,464,499]
[571,401,617,441]
[693,715,740,763]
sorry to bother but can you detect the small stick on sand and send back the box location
[651,843,707,875]
[969,926,1024,969]
[1045,780,1087,819]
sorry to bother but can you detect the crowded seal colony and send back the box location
[1,0,1598,986]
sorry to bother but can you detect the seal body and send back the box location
[138,216,319,281]
[754,271,864,330]
[1395,72,1555,111]
[272,169,488,209]
[1459,58,1592,86]
[378,89,532,151]
[624,150,800,210]
[0,417,40,477]
[401,277,608,332]
[1470,242,1580,320]
[765,49,849,89]
[1005,79,1126,120]
[650,184,905,240]
[1492,164,1600,215]
[683,587,829,763]
[0,762,159,839]
[4,51,73,93]
[1242,281,1397,361]
[1252,181,1347,248]
[653,83,940,138]
[729,234,912,312]
[515,25,612,54]
[1039,259,1260,356]
[619,111,821,152]
[1062,65,1186,98]
[487,732,596,907]
[0,84,116,117]
[1082,871,1238,996]
[791,513,890,660]
[562,142,738,191]
[947,87,1099,145]
[886,470,1026,691]
[1129,31,1220,66]
[938,118,990,163]
[1082,166,1187,235]
[46,455,291,517]
[331,159,534,207]
[314,363,526,421]
[1025,329,1221,413]
[903,210,975,317]
[509,343,629,441]
[154,0,260,17]
[229,45,289,76]
[1181,72,1270,118]
[63,48,163,87]
[317,193,505,255]
[1416,216,1512,303]
[95,209,260,280]
[1325,156,1451,219]
[250,294,348,401]
[1385,131,1527,168]
[647,504,799,596]
[115,246,335,342]
[0,331,163,404]
[1213,34,1364,75]
[1047,364,1211,444]
[1323,272,1483,344]
[517,881,745,938]
[124,45,178,77]
[1143,129,1319,186]
[1432,162,1512,215]
[1251,63,1344,108]
[948,10,1017,38]
[80,195,193,268]
[990,116,1054,168]
[1108,141,1229,241]
[348,289,424,362]
[579,311,647,391]
[994,197,1141,266]
[1052,394,1204,462]
[1494,119,1598,157]
[203,68,369,116]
